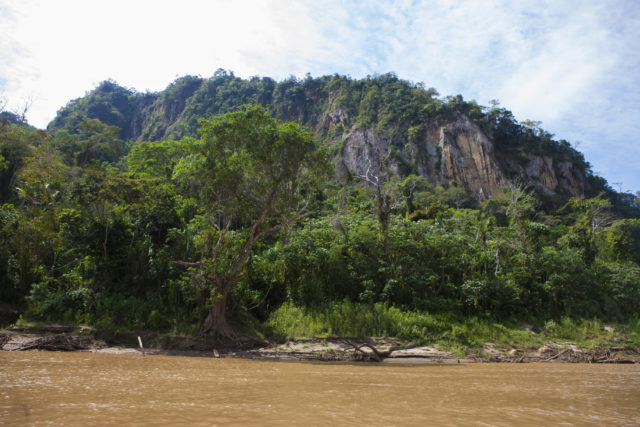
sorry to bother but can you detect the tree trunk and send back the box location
[482,232,487,274]
[200,282,236,339]
[377,190,391,258]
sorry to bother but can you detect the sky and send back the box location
[1,0,639,192]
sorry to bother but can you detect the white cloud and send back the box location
[1,0,326,124]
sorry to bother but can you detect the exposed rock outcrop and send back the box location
[557,161,586,196]
[335,111,585,198]
[47,76,590,200]
[524,155,558,195]
[435,115,507,198]
[336,111,585,200]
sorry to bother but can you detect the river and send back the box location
[1,351,639,426]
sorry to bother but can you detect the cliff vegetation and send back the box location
[1,72,639,346]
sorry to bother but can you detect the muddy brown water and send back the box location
[1,352,639,426]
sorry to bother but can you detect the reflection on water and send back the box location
[1,351,639,426]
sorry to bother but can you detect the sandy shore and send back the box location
[1,325,638,363]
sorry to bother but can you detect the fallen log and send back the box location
[339,338,416,362]
[340,338,383,361]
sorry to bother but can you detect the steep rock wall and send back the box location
[336,112,585,198]
[434,115,507,199]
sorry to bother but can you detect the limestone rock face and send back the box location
[524,155,558,195]
[335,112,586,198]
[557,161,586,196]
[435,116,507,199]
[340,129,402,179]
[341,129,384,178]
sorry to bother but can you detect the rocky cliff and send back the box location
[47,73,593,200]
[335,111,583,199]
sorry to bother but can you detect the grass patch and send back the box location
[266,301,640,351]
[546,317,640,348]
[266,301,448,343]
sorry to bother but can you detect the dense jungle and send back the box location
[1,71,639,349]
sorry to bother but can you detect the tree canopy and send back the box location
[173,105,330,336]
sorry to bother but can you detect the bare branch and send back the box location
[240,282,274,312]
[254,210,320,242]
[18,96,34,123]
[171,260,209,268]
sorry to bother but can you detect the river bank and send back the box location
[1,324,638,363]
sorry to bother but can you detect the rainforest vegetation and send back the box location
[1,72,639,342]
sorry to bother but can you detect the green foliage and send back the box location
[46,72,638,220]
[0,122,40,202]
[191,105,329,232]
[267,301,639,349]
[267,301,449,341]
[127,138,194,178]
[600,219,640,263]
[543,317,638,347]
[15,145,67,207]
[599,261,640,318]
[48,79,140,140]
[2,73,638,342]
[170,105,331,334]
[26,273,95,322]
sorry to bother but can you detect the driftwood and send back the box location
[541,347,625,363]
[478,345,639,364]
[13,334,92,352]
[544,348,571,362]
[588,348,637,364]
[609,346,640,355]
[340,338,415,362]
[343,338,388,362]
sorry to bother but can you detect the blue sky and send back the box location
[1,0,638,192]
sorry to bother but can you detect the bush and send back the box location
[26,276,94,322]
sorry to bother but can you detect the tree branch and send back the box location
[171,260,209,268]
[211,217,232,264]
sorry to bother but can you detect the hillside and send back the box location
[2,71,639,343]
[47,72,607,205]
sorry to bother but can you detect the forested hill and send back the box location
[2,71,639,339]
[47,71,626,209]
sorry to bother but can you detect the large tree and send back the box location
[175,105,329,337]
